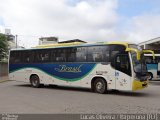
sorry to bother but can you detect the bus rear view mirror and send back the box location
[142,50,155,60]
[125,48,141,60]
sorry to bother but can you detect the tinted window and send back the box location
[51,48,66,62]
[87,46,110,62]
[66,48,76,62]
[110,45,126,62]
[51,48,77,62]
[10,51,22,63]
[22,51,34,63]
[35,50,51,63]
[145,56,160,64]
[145,56,153,64]
[156,56,160,63]
[76,47,87,62]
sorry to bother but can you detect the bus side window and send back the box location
[87,46,101,62]
[35,50,51,63]
[93,53,101,62]
[76,47,87,62]
[67,48,76,62]
[104,51,110,62]
[51,49,68,63]
[87,46,110,62]
[157,57,160,63]
[145,56,156,64]
[55,49,66,62]
[145,57,152,64]
[10,51,15,64]
[10,51,22,64]
[22,51,34,63]
[51,49,56,62]
[67,53,76,62]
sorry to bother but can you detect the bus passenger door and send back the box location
[115,54,131,90]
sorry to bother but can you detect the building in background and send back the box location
[39,37,58,45]
[39,37,87,45]
[139,37,160,50]
[4,29,24,49]
[4,29,16,49]
[58,39,87,44]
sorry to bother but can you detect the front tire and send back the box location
[93,78,107,94]
[30,75,41,88]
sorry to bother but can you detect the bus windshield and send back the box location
[131,52,147,73]
[129,44,147,73]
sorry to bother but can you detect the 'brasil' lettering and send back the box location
[55,64,83,73]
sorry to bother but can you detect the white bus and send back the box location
[9,42,154,94]
[144,53,160,80]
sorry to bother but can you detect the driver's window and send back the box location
[115,55,131,76]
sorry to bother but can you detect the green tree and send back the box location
[0,33,8,61]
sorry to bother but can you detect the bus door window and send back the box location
[115,54,131,76]
[110,51,121,68]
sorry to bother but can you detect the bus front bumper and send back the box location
[132,80,148,91]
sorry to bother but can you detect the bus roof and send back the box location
[10,41,132,51]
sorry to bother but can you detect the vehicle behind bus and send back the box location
[144,54,160,80]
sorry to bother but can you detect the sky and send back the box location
[0,0,160,48]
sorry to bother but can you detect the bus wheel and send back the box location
[30,75,41,88]
[94,78,107,94]
[148,72,153,80]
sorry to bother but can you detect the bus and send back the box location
[144,53,160,80]
[9,42,154,94]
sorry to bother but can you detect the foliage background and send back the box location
[0,33,8,62]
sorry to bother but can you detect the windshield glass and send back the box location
[131,52,147,73]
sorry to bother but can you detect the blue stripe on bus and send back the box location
[9,63,96,81]
[146,64,158,70]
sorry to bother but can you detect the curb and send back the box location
[0,79,10,83]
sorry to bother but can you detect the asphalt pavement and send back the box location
[0,80,160,114]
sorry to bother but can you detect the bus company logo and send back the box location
[55,64,83,73]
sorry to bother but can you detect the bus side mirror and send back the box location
[142,50,155,60]
[126,48,140,60]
